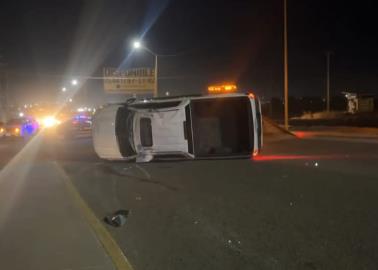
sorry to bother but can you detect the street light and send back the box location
[71,79,78,86]
[133,41,141,49]
[132,40,158,97]
[62,87,67,92]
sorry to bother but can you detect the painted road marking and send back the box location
[53,162,134,270]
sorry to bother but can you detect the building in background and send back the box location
[343,92,375,114]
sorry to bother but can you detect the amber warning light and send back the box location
[208,84,237,93]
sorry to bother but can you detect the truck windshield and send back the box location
[115,107,136,157]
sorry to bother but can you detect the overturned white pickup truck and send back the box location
[92,93,262,162]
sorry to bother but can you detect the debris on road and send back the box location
[103,209,130,227]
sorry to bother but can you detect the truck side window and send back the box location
[140,118,153,147]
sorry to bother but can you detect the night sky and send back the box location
[0,0,377,105]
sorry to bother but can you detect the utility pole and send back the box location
[326,51,332,112]
[283,0,289,130]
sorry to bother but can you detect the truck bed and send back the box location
[187,96,254,158]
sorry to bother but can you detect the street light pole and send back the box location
[284,0,289,130]
[326,51,331,112]
[133,41,159,97]
[154,54,158,97]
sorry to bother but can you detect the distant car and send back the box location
[3,117,39,139]
[57,114,92,139]
[92,93,263,162]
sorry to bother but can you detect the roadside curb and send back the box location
[263,117,297,137]
[301,135,378,144]
[53,162,134,270]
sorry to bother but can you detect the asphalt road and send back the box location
[1,134,378,269]
[0,136,115,270]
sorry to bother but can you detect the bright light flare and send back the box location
[71,79,78,86]
[41,116,60,128]
[133,41,141,49]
